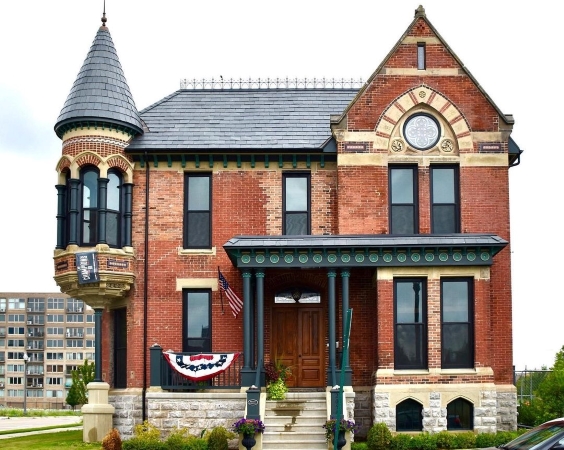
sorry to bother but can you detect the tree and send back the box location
[66,359,95,407]
[535,345,564,422]
[66,382,81,410]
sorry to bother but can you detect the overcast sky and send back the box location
[0,0,559,371]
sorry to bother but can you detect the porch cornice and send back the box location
[223,234,508,269]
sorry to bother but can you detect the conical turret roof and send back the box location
[54,21,143,138]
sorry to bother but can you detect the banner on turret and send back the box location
[76,252,99,284]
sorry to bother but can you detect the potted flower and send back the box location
[265,357,292,400]
[232,418,265,450]
[323,418,358,449]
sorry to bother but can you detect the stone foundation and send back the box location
[372,383,516,434]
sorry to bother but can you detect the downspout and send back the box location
[142,151,150,422]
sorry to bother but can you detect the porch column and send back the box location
[255,269,265,387]
[341,270,352,385]
[326,270,337,386]
[241,270,255,386]
[94,308,103,382]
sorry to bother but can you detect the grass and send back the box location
[0,408,82,418]
[0,430,100,449]
[0,408,86,447]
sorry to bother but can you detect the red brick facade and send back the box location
[53,7,519,434]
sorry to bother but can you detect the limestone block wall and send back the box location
[110,388,144,440]
[110,389,246,440]
[372,384,514,434]
[496,385,518,431]
[352,387,372,439]
[147,391,246,437]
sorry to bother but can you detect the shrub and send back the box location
[123,440,168,450]
[433,430,455,449]
[451,431,476,449]
[102,428,123,450]
[206,426,232,450]
[494,431,517,447]
[351,442,369,450]
[390,433,412,450]
[182,436,208,450]
[165,427,191,450]
[474,432,496,448]
[366,422,392,450]
[409,433,436,450]
[133,421,162,441]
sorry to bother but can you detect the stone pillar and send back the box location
[82,382,115,442]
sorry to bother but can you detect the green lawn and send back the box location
[0,430,101,449]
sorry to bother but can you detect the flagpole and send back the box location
[217,267,225,314]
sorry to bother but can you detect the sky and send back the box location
[0,0,559,371]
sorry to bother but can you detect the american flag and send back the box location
[218,270,244,317]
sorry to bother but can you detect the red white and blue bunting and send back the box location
[163,351,241,381]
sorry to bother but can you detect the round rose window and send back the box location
[403,114,440,150]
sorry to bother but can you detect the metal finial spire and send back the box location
[101,0,107,27]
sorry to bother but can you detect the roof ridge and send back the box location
[179,77,364,90]
[139,90,183,114]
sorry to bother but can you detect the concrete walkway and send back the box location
[0,415,83,440]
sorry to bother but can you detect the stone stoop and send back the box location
[262,391,328,450]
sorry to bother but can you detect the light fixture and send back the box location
[22,353,29,415]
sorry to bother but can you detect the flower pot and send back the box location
[241,432,257,450]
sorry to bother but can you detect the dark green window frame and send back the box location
[183,173,212,249]
[441,277,474,369]
[282,172,311,235]
[182,290,211,353]
[394,278,427,370]
[389,165,418,234]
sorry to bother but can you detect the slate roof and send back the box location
[126,89,358,151]
[54,26,143,138]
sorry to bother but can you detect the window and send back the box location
[417,42,425,70]
[183,173,211,249]
[47,327,64,335]
[66,352,84,360]
[9,377,22,384]
[183,290,211,353]
[431,166,460,233]
[46,353,64,360]
[283,173,310,235]
[106,169,124,247]
[8,298,25,310]
[441,278,474,369]
[47,365,64,373]
[46,390,63,398]
[7,352,25,360]
[66,327,84,338]
[8,314,24,322]
[58,166,127,248]
[66,314,84,323]
[67,299,84,313]
[394,279,427,369]
[47,377,62,385]
[447,398,473,430]
[396,399,423,431]
[389,166,418,234]
[47,340,64,348]
[27,298,45,312]
[8,339,24,347]
[81,167,99,246]
[48,298,65,309]
[47,314,64,323]
[66,339,84,348]
[8,327,25,335]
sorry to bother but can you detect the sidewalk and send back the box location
[0,416,83,440]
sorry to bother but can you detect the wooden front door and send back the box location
[271,306,325,387]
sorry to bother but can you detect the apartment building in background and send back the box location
[0,293,95,408]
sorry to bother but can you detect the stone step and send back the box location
[261,435,328,450]
[262,392,328,450]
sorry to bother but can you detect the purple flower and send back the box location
[232,418,266,435]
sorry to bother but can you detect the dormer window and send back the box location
[417,43,426,70]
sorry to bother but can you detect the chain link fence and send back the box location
[514,369,551,403]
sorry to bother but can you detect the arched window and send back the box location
[396,399,423,431]
[106,169,123,247]
[447,398,473,430]
[81,167,99,246]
